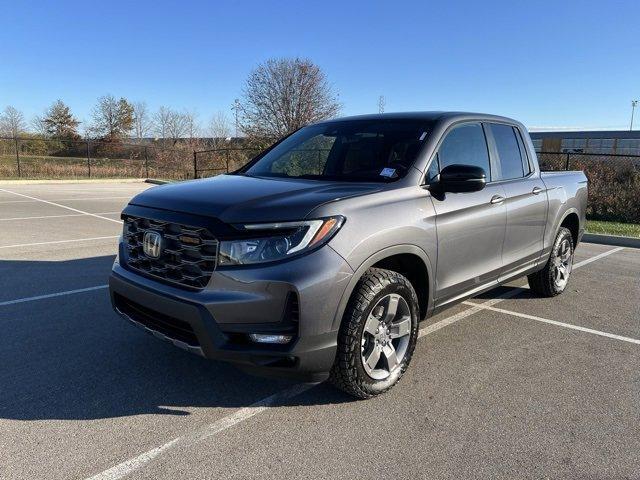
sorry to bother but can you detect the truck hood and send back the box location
[130,174,383,223]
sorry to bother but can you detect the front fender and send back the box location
[330,244,435,331]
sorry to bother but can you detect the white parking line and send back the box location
[0,212,120,222]
[85,384,315,480]
[0,285,109,307]
[0,188,123,224]
[573,246,625,268]
[0,236,119,250]
[0,244,622,478]
[418,247,625,338]
[463,301,640,345]
[83,244,626,480]
[0,196,132,204]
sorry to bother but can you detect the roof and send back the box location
[318,111,520,125]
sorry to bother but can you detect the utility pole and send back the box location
[631,100,638,131]
[232,98,240,138]
[378,95,385,114]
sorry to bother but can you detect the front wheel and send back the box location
[329,268,419,399]
[528,227,574,297]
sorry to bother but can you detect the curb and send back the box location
[0,178,147,185]
[144,179,173,185]
[583,233,640,249]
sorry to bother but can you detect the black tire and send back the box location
[528,227,574,297]
[329,268,419,399]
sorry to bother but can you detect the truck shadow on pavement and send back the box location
[0,255,353,421]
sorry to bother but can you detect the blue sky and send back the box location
[1,0,639,131]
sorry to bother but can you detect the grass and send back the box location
[586,220,640,238]
[0,154,193,180]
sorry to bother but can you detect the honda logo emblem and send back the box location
[143,231,163,258]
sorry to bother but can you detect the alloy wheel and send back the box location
[360,293,412,380]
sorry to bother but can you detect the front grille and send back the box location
[123,215,218,289]
[114,293,200,347]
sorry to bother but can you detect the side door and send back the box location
[484,123,548,280]
[427,122,507,306]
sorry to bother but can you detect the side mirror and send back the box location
[435,164,487,193]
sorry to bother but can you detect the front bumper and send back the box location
[110,244,353,382]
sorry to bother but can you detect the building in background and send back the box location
[529,130,640,155]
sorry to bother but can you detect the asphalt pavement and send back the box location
[0,181,638,480]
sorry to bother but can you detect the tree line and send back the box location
[0,57,342,147]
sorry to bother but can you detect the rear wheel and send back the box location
[528,227,574,297]
[329,268,419,399]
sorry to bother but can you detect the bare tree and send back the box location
[91,95,134,140]
[238,57,341,140]
[0,106,27,137]
[153,106,173,141]
[132,101,152,140]
[31,115,48,136]
[208,111,232,149]
[183,110,200,140]
[166,110,189,141]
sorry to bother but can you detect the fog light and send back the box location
[248,333,293,344]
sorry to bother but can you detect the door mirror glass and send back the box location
[436,164,487,193]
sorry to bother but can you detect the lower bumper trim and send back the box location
[115,306,205,357]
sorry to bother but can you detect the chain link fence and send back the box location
[2,137,638,224]
[0,136,197,180]
[538,151,640,223]
[192,147,259,178]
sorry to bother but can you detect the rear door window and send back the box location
[489,124,525,180]
[514,128,533,175]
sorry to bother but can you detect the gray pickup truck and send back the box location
[110,112,587,398]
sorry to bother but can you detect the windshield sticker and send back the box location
[419,131,428,141]
[380,167,396,178]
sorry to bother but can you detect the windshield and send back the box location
[243,120,432,182]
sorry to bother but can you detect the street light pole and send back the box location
[631,100,639,131]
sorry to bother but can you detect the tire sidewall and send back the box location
[352,280,419,395]
[548,228,574,294]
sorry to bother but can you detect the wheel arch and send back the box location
[331,245,434,331]
[559,210,580,247]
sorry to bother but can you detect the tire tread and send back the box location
[329,268,418,399]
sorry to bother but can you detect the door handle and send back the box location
[490,195,505,204]
[532,186,544,195]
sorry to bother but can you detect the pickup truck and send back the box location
[110,112,588,399]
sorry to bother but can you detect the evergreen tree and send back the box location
[42,100,80,138]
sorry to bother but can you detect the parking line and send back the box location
[84,246,625,480]
[448,246,626,338]
[85,384,315,480]
[573,246,625,268]
[0,212,120,222]
[0,285,109,307]
[0,196,132,204]
[0,245,621,478]
[463,301,640,345]
[0,188,123,224]
[0,236,119,250]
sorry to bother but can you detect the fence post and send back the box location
[144,146,149,178]
[86,140,91,178]
[14,136,21,177]
[225,150,230,173]
[565,152,570,170]
[193,150,198,179]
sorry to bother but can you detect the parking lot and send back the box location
[0,180,638,480]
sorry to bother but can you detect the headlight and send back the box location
[218,216,344,266]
